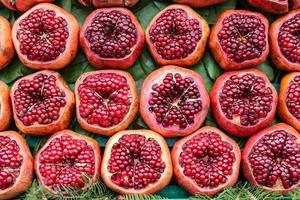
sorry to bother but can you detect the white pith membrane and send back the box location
[286,75,300,120]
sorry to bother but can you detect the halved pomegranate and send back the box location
[80,8,144,69]
[78,0,139,7]
[140,65,210,137]
[0,16,14,70]
[12,3,79,70]
[145,4,210,67]
[172,0,227,7]
[0,81,12,131]
[172,126,241,196]
[11,70,75,135]
[270,9,300,71]
[209,10,269,70]
[101,129,173,194]
[278,72,300,132]
[242,123,300,194]
[211,69,278,137]
[247,0,300,14]
[0,131,33,199]
[34,129,101,195]
[75,70,138,136]
[0,0,55,12]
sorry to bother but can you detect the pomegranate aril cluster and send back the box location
[84,10,137,59]
[149,8,202,60]
[179,131,235,188]
[248,130,300,189]
[14,73,67,126]
[218,14,266,63]
[78,73,131,128]
[278,14,300,64]
[17,8,69,62]
[108,134,166,189]
[148,73,202,129]
[286,75,300,120]
[220,73,273,126]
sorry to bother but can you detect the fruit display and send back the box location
[1,0,300,199]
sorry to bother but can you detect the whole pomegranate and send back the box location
[0,131,33,199]
[77,0,139,7]
[34,129,101,195]
[247,0,300,14]
[211,69,278,137]
[0,81,12,131]
[172,0,227,7]
[0,16,14,70]
[101,129,173,194]
[0,0,54,12]
[80,8,145,69]
[270,9,300,71]
[75,70,138,136]
[12,3,79,70]
[140,65,210,137]
[209,10,269,70]
[242,123,300,194]
[145,4,210,67]
[172,126,241,196]
[11,70,75,135]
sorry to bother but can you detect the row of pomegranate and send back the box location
[2,122,299,199]
[1,3,300,72]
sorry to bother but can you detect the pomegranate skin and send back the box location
[209,10,269,71]
[242,123,300,194]
[210,69,278,137]
[172,126,241,196]
[0,81,12,132]
[11,70,75,135]
[0,131,33,200]
[92,0,139,7]
[145,4,210,67]
[270,9,300,71]
[247,0,300,14]
[1,0,55,11]
[12,3,79,70]
[101,129,173,194]
[0,16,14,70]
[75,70,139,136]
[80,8,145,69]
[140,65,210,138]
[172,0,227,7]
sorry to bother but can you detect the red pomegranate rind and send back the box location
[140,65,210,137]
[12,3,79,70]
[0,0,54,11]
[209,10,269,70]
[11,70,75,135]
[145,4,210,67]
[80,8,145,69]
[0,16,15,70]
[0,0,16,10]
[77,0,92,7]
[34,130,101,194]
[172,126,241,196]
[242,123,300,194]
[0,131,33,199]
[247,0,289,14]
[92,0,139,7]
[211,69,278,137]
[75,70,138,136]
[0,81,12,131]
[101,130,173,194]
[270,9,300,71]
[172,0,227,7]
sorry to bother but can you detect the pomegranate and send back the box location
[172,126,241,196]
[209,10,269,70]
[211,69,278,137]
[242,123,300,194]
[101,129,173,194]
[75,70,138,136]
[0,131,33,199]
[172,0,227,7]
[80,8,145,69]
[77,0,139,7]
[12,3,79,70]
[270,9,300,71]
[11,70,75,135]
[34,129,101,195]
[140,65,210,137]
[0,0,55,12]
[247,0,300,14]
[0,81,12,132]
[145,4,210,67]
[278,72,300,132]
[0,16,14,70]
